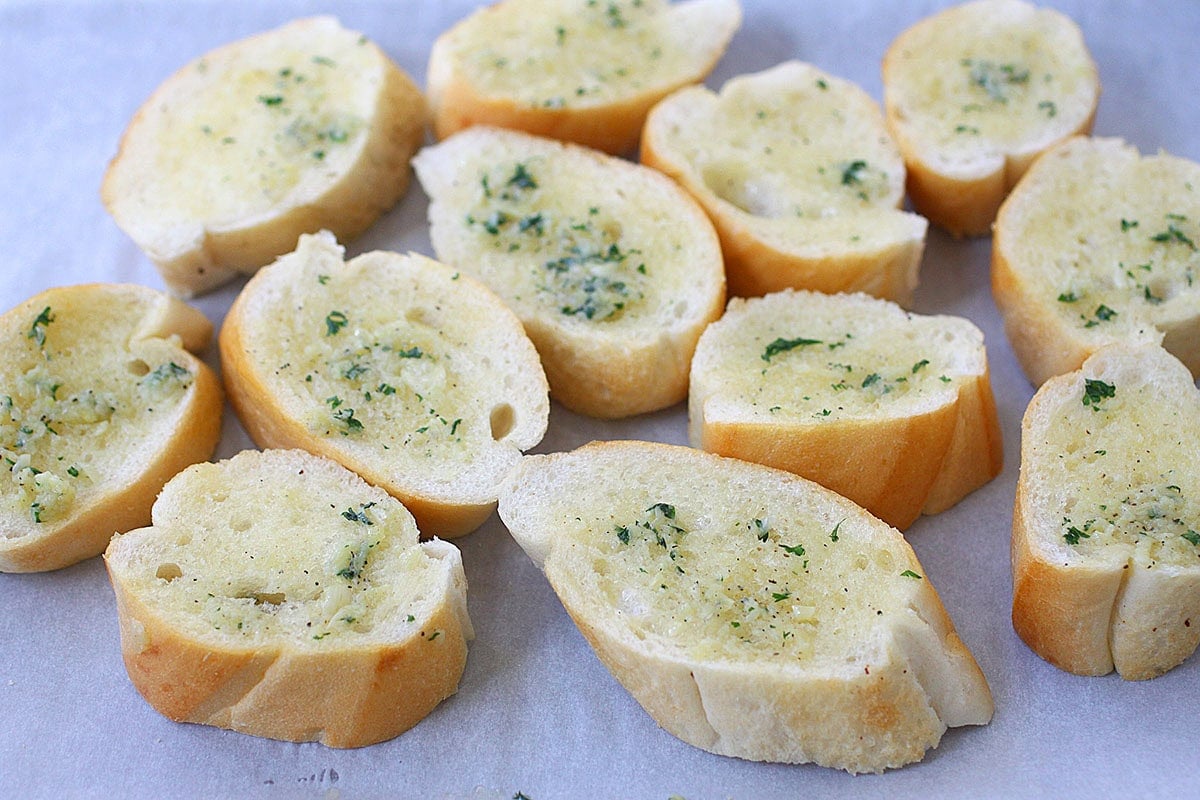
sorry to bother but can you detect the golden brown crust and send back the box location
[109,569,468,747]
[426,0,739,156]
[688,292,1003,530]
[698,407,957,531]
[1010,489,1121,676]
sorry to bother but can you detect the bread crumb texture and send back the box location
[690,290,1001,528]
[413,127,724,417]
[220,231,548,535]
[104,448,471,747]
[1014,344,1200,679]
[102,17,426,295]
[428,0,740,153]
[993,137,1200,385]
[1,284,220,572]
[499,441,993,772]
[642,61,925,302]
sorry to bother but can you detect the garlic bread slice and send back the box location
[498,441,993,773]
[219,231,549,538]
[105,448,472,747]
[0,283,221,572]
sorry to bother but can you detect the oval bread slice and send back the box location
[993,136,1200,386]
[498,441,993,773]
[689,290,1002,530]
[1,284,222,572]
[413,126,725,418]
[219,231,550,538]
[882,0,1099,236]
[1012,344,1200,680]
[104,448,472,747]
[427,0,741,155]
[642,61,926,304]
[102,16,427,296]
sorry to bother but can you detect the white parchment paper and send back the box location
[1,1,1198,797]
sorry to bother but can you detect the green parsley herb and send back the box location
[325,310,349,336]
[1082,378,1116,411]
[900,569,922,579]
[761,336,822,362]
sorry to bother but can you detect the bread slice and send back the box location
[642,61,926,304]
[426,0,741,155]
[101,16,427,296]
[689,290,1002,530]
[882,0,1099,237]
[0,284,222,572]
[1012,344,1200,680]
[412,126,725,418]
[498,440,993,773]
[104,448,472,747]
[993,136,1200,386]
[219,231,549,539]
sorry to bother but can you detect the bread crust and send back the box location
[427,0,740,155]
[499,441,994,772]
[0,284,222,572]
[641,62,925,305]
[1011,344,1200,679]
[882,0,1099,237]
[689,291,1003,529]
[219,231,549,538]
[104,450,471,747]
[101,17,427,296]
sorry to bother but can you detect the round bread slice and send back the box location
[1,284,222,572]
[882,0,1099,237]
[426,0,741,155]
[1012,344,1200,681]
[413,126,725,418]
[104,448,472,747]
[101,16,427,296]
[993,136,1200,386]
[497,441,993,773]
[689,290,1002,530]
[642,61,926,304]
[219,230,549,539]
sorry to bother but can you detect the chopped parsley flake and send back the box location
[1081,378,1116,411]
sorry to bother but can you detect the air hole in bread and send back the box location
[127,359,151,376]
[155,563,183,581]
[672,299,690,319]
[175,534,191,546]
[490,403,516,441]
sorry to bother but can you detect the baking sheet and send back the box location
[2,1,1198,797]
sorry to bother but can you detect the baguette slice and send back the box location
[642,61,926,304]
[1012,344,1200,680]
[102,16,427,296]
[993,136,1200,386]
[427,0,741,155]
[1,284,222,572]
[413,127,725,418]
[689,290,1002,530]
[105,448,472,747]
[498,441,993,773]
[219,231,549,538]
[882,0,1099,236]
